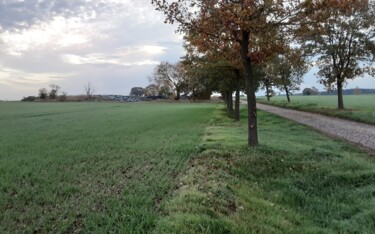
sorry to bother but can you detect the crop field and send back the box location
[257,94,375,124]
[1,102,374,233]
[0,102,215,233]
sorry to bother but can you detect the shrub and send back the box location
[21,96,37,102]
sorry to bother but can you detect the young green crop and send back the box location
[0,102,215,233]
[1,102,374,233]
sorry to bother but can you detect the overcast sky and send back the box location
[0,0,374,100]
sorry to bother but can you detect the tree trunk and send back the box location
[175,89,180,101]
[284,84,290,102]
[228,90,234,116]
[337,79,344,109]
[234,69,240,121]
[241,31,258,146]
[225,91,230,111]
[223,92,227,107]
[266,84,270,101]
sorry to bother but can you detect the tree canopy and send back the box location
[298,0,375,109]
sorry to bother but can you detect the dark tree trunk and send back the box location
[234,69,240,121]
[223,92,227,107]
[241,31,258,146]
[284,84,290,103]
[337,79,344,109]
[175,89,181,100]
[228,90,234,116]
[225,91,230,111]
[266,85,270,101]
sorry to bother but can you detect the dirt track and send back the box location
[257,103,375,152]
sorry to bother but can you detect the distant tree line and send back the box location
[22,84,67,102]
[22,82,96,102]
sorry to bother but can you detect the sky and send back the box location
[0,0,374,100]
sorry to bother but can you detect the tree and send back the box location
[152,0,308,146]
[84,82,95,101]
[269,50,308,102]
[302,87,319,96]
[38,88,48,100]
[129,87,145,97]
[49,84,60,99]
[150,61,188,100]
[299,0,375,109]
[58,92,68,102]
[353,87,362,95]
[144,84,158,96]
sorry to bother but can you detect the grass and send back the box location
[257,95,375,124]
[0,102,215,233]
[154,107,375,233]
[1,102,374,233]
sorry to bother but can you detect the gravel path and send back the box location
[257,103,375,152]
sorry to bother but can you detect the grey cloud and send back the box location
[0,0,122,31]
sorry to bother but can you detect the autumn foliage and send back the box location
[151,0,375,146]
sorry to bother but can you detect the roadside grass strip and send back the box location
[257,95,375,125]
[155,107,375,233]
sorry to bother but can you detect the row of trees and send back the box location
[131,61,213,100]
[22,82,95,102]
[38,84,66,100]
[152,0,375,146]
[129,85,160,97]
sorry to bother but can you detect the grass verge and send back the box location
[155,107,375,233]
[257,95,375,125]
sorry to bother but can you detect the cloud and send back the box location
[0,65,73,84]
[62,45,166,67]
[0,16,99,56]
[0,0,185,100]
[0,0,94,30]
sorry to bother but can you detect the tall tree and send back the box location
[150,61,188,100]
[49,84,61,99]
[144,84,158,96]
[299,0,375,109]
[129,87,145,97]
[268,49,308,102]
[184,41,244,120]
[152,0,307,146]
[84,82,95,101]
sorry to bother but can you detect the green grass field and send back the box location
[154,107,375,233]
[0,102,215,233]
[1,102,374,233]
[257,94,375,124]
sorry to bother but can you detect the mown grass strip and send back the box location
[155,107,375,233]
[257,95,375,125]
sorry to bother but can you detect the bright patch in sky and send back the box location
[1,16,94,55]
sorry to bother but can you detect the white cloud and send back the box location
[0,16,105,56]
[62,45,166,66]
[0,65,74,85]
